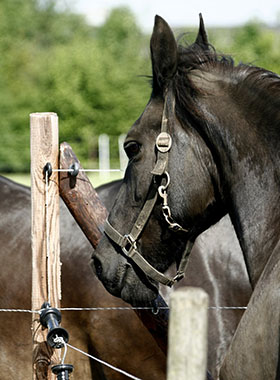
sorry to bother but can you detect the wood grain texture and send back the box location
[30,113,61,379]
[167,288,208,380]
[59,142,169,355]
[59,142,108,248]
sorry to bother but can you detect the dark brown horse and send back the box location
[0,176,165,379]
[92,15,280,379]
[0,175,250,379]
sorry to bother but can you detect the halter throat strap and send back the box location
[104,89,193,287]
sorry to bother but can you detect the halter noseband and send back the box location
[104,89,193,287]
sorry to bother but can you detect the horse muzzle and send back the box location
[92,235,158,305]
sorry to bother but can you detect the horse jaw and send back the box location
[92,236,159,306]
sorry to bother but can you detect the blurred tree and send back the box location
[211,21,280,74]
[0,2,150,171]
[40,6,150,165]
[0,0,95,171]
[0,3,280,172]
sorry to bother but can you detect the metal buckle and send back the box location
[168,221,183,232]
[156,132,172,153]
[173,272,185,282]
[122,234,137,256]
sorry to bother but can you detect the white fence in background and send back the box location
[98,134,128,178]
[118,134,127,172]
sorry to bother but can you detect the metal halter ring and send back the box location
[156,132,172,153]
[122,234,137,256]
[158,171,170,193]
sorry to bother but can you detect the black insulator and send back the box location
[52,364,74,380]
[151,299,159,315]
[43,162,53,179]
[40,303,69,348]
[69,162,79,177]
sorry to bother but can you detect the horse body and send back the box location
[0,175,250,379]
[165,216,251,375]
[93,15,280,379]
[0,176,166,379]
[187,49,280,380]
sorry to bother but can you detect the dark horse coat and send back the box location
[92,14,280,379]
[0,176,250,379]
[0,176,165,379]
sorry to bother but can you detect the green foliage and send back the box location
[40,7,150,164]
[0,3,280,173]
[0,1,150,171]
[210,22,280,74]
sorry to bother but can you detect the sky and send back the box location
[71,0,280,31]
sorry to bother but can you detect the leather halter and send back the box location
[104,89,193,287]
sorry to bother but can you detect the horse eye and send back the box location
[124,141,140,159]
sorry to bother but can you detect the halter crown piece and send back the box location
[104,89,193,287]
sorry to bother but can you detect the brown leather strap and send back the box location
[105,218,181,286]
[129,184,158,242]
[104,218,194,286]
[151,90,174,176]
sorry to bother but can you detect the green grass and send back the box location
[1,173,31,186]
[1,171,124,188]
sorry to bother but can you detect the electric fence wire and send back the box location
[66,342,142,380]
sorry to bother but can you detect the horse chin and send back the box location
[91,254,158,306]
[120,266,159,307]
[120,281,158,307]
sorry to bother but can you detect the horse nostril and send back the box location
[93,257,103,277]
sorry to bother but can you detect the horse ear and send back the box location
[150,15,178,94]
[195,13,209,48]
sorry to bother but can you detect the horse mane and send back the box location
[172,40,280,127]
[176,39,280,92]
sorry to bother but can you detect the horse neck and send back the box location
[226,160,280,287]
[195,80,280,287]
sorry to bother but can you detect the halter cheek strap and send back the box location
[104,89,193,287]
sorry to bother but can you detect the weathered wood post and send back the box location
[167,287,209,380]
[59,141,169,355]
[30,112,61,379]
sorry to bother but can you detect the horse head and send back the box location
[92,15,225,305]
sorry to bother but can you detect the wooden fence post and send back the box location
[167,287,209,380]
[30,112,61,379]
